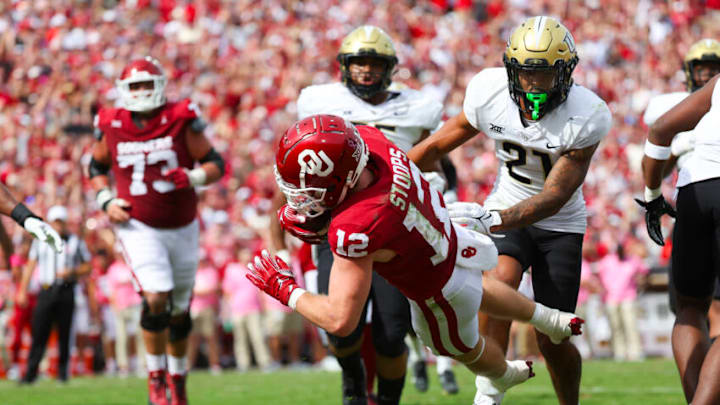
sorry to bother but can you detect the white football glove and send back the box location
[422,171,447,193]
[24,217,64,253]
[446,201,503,237]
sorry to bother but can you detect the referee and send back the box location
[17,205,91,384]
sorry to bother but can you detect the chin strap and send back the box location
[525,92,547,120]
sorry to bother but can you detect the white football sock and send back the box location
[168,355,187,376]
[146,353,166,373]
[436,356,453,374]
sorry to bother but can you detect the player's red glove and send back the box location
[246,249,304,308]
[164,168,191,189]
[277,204,328,244]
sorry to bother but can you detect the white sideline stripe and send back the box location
[513,385,682,394]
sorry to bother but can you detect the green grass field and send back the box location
[0,358,684,405]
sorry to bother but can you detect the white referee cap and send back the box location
[47,205,68,222]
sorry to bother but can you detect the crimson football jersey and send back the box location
[328,126,457,301]
[95,100,200,228]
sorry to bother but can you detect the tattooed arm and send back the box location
[492,143,599,232]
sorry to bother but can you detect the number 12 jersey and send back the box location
[328,125,457,301]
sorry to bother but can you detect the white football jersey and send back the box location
[643,91,695,169]
[297,82,443,152]
[463,68,612,234]
[677,79,720,188]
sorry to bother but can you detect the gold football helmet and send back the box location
[337,25,398,100]
[684,38,720,92]
[503,16,578,120]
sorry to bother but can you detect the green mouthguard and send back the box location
[525,93,547,120]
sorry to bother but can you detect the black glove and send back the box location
[635,196,676,246]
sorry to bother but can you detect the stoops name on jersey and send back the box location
[389,147,411,211]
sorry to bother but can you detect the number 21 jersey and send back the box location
[463,68,611,234]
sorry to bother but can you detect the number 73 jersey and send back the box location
[328,126,457,301]
[463,68,612,234]
[95,100,200,228]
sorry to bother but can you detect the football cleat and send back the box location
[147,370,168,405]
[166,373,188,405]
[411,360,429,392]
[439,369,459,395]
[473,360,534,405]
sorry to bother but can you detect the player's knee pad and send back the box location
[373,335,408,358]
[168,312,193,343]
[170,285,193,316]
[328,325,364,351]
[140,300,170,332]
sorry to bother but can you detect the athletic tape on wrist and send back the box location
[644,140,671,160]
[288,287,307,310]
[188,168,207,187]
[645,187,662,202]
[96,188,114,211]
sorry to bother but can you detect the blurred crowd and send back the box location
[0,0,719,378]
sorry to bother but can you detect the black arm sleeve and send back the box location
[88,157,111,179]
[198,148,225,177]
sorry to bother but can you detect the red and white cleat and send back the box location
[167,373,188,405]
[148,370,169,405]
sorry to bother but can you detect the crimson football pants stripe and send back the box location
[415,299,452,356]
[433,293,473,353]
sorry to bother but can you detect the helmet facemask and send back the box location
[504,55,576,120]
[338,53,397,100]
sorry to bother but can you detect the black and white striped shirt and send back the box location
[29,234,91,285]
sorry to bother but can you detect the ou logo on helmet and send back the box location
[298,149,334,186]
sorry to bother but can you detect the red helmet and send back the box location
[275,115,369,217]
[115,57,167,112]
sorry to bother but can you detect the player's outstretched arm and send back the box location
[246,249,373,337]
[408,111,478,171]
[494,143,599,232]
[0,184,63,253]
[294,253,373,336]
